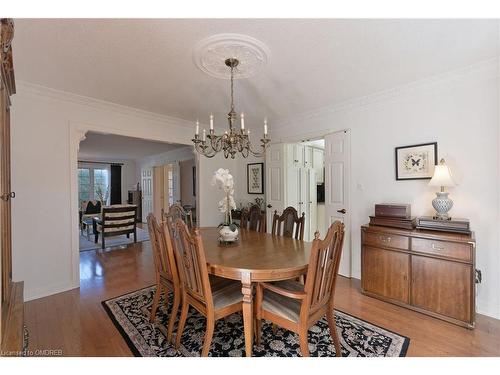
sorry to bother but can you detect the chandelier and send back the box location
[192,58,270,159]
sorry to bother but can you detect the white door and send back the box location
[265,143,286,232]
[306,168,317,242]
[141,167,153,221]
[293,144,304,168]
[324,130,351,277]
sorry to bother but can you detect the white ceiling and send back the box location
[13,19,499,129]
[78,132,188,161]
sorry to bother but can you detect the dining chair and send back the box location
[271,206,305,240]
[171,218,244,356]
[146,214,181,343]
[164,203,194,228]
[241,204,266,233]
[255,221,345,357]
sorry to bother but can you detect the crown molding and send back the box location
[15,57,499,135]
[274,57,500,130]
[15,80,196,130]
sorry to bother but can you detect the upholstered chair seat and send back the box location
[211,279,244,310]
[262,280,304,322]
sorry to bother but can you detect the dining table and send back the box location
[200,227,312,357]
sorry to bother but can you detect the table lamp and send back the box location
[428,158,456,220]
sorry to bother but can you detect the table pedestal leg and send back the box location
[241,272,253,357]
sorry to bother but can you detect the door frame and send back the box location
[270,128,352,277]
[69,120,194,291]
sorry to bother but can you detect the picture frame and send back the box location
[395,142,438,180]
[247,162,264,194]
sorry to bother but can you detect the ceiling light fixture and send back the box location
[192,58,270,159]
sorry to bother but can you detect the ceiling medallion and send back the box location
[193,33,271,79]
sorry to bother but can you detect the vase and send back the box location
[432,191,453,220]
[218,225,239,243]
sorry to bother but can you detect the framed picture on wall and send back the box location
[247,163,264,194]
[395,142,438,180]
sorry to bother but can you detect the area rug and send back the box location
[79,227,150,252]
[102,286,410,357]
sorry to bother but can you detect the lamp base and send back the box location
[432,191,453,220]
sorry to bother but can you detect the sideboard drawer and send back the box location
[411,238,472,262]
[363,231,409,250]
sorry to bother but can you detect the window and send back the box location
[78,163,110,205]
[78,168,91,201]
[93,168,110,202]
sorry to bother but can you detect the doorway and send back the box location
[265,129,351,277]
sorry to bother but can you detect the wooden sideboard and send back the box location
[361,224,476,328]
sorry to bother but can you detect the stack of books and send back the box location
[369,203,416,230]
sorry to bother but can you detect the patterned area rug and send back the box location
[102,286,409,357]
[79,227,150,252]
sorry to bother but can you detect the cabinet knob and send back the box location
[379,235,391,243]
[431,243,444,250]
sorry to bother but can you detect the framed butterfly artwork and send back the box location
[395,142,438,180]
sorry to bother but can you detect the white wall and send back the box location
[135,146,195,183]
[271,59,500,319]
[196,153,266,226]
[233,154,266,209]
[179,158,196,207]
[121,160,139,203]
[197,153,238,227]
[10,82,194,301]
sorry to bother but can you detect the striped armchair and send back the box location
[94,204,138,249]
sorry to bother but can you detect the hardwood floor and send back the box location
[24,239,500,356]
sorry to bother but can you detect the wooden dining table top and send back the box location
[200,227,312,282]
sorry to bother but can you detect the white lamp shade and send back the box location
[428,161,455,187]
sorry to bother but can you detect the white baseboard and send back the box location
[23,281,79,302]
[476,298,500,320]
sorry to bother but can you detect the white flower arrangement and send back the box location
[211,168,237,227]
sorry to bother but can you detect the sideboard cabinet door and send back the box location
[411,255,472,323]
[362,246,410,304]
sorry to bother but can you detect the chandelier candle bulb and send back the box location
[264,119,268,135]
[195,120,199,136]
[241,113,245,130]
[202,129,206,142]
[210,114,214,130]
